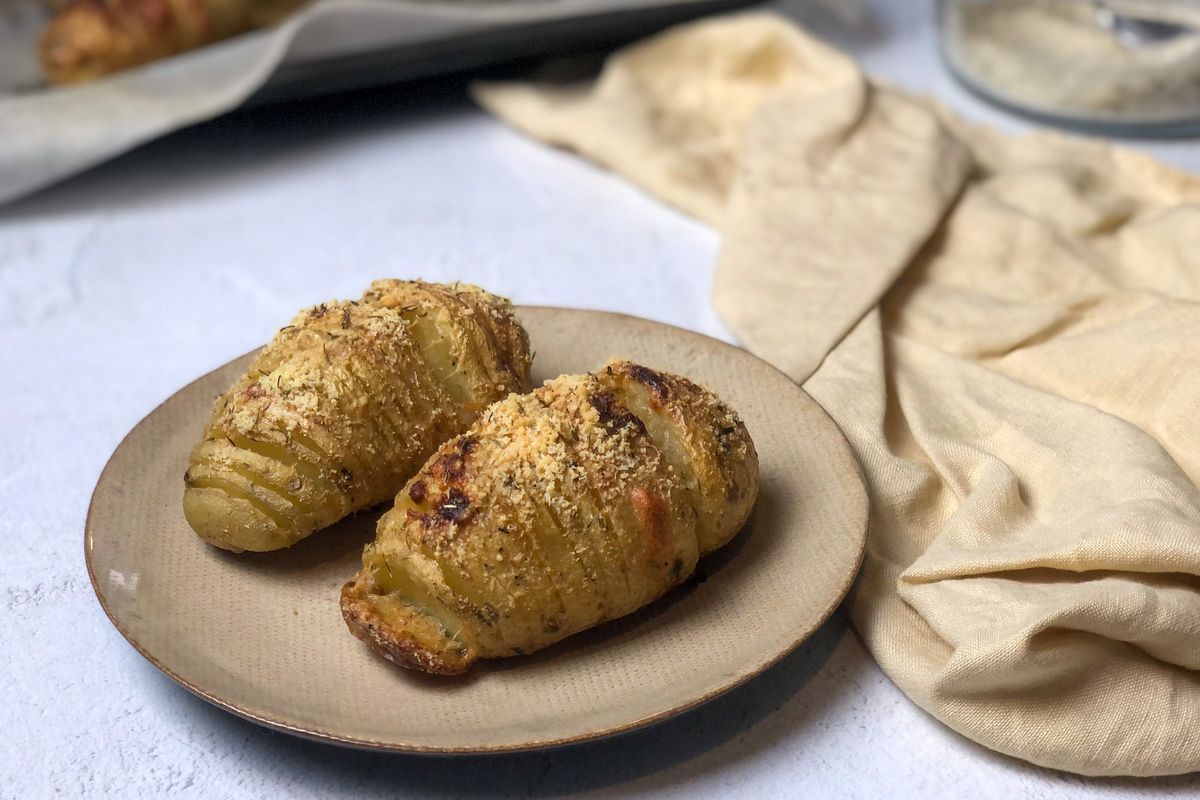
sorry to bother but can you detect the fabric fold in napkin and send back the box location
[475,13,1200,776]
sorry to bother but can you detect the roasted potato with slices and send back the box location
[183,280,532,553]
[39,0,307,85]
[341,361,759,674]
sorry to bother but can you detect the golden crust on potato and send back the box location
[341,361,759,674]
[39,0,305,85]
[183,280,532,553]
[341,572,476,676]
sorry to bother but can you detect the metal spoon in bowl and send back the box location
[1094,2,1198,47]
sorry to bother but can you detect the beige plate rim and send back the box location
[85,306,869,754]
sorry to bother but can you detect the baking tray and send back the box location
[253,0,761,104]
[0,0,760,204]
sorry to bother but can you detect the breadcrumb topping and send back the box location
[354,360,760,673]
[183,280,533,553]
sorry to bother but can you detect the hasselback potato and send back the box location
[39,0,306,85]
[341,361,759,674]
[183,280,532,553]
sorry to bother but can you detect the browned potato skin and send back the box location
[39,0,305,85]
[341,361,759,675]
[183,280,532,553]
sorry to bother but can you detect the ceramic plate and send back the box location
[86,307,867,752]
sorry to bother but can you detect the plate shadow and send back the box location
[142,607,850,798]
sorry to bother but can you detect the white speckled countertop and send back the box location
[2,1,1198,796]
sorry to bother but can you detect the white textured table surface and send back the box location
[2,1,1198,797]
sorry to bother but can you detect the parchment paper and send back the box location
[0,0,751,205]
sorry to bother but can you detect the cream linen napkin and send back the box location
[475,13,1200,776]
